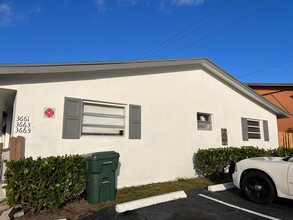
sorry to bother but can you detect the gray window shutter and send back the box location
[62,97,82,139]
[129,105,141,139]
[263,120,269,141]
[241,118,248,141]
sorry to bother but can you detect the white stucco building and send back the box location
[0,58,289,187]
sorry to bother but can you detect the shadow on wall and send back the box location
[115,161,121,189]
[192,153,199,175]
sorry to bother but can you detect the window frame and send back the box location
[81,100,126,137]
[241,117,264,141]
[197,112,212,131]
[63,97,141,139]
[246,119,261,140]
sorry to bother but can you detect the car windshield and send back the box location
[283,157,293,162]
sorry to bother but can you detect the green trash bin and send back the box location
[85,151,120,204]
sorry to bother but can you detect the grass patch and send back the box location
[95,177,212,210]
[19,177,212,219]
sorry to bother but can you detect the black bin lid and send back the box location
[86,151,120,160]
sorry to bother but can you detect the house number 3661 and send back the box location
[15,116,32,134]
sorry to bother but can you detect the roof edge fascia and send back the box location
[201,60,290,119]
[0,58,289,118]
[0,58,204,74]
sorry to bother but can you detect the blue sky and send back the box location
[0,0,292,83]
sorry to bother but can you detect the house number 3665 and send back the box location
[15,116,32,134]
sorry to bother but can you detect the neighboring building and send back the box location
[247,83,293,132]
[0,58,289,187]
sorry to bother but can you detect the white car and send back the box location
[231,157,293,204]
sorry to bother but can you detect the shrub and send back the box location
[194,146,293,177]
[4,155,86,212]
[266,147,293,157]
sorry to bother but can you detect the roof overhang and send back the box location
[200,61,290,119]
[0,58,289,119]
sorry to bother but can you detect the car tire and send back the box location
[241,171,276,204]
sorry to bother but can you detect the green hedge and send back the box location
[4,155,86,212]
[194,146,293,177]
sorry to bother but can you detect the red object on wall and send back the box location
[44,108,55,118]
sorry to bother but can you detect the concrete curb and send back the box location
[0,184,6,200]
[207,182,236,192]
[115,190,187,213]
[0,204,9,212]
[0,206,24,219]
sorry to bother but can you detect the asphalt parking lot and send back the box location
[79,188,293,220]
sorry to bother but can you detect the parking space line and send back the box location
[198,194,281,220]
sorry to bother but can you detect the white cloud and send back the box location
[93,0,204,13]
[0,3,30,26]
[0,3,14,26]
[117,0,139,7]
[94,0,139,12]
[160,0,205,11]
[172,0,205,6]
[94,0,107,12]
[32,6,41,15]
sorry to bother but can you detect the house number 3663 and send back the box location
[15,116,32,134]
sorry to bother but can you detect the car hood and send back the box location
[246,157,285,162]
[237,157,286,167]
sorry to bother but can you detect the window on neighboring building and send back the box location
[197,113,212,130]
[81,101,125,136]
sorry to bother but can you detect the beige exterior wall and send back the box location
[1,66,279,187]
